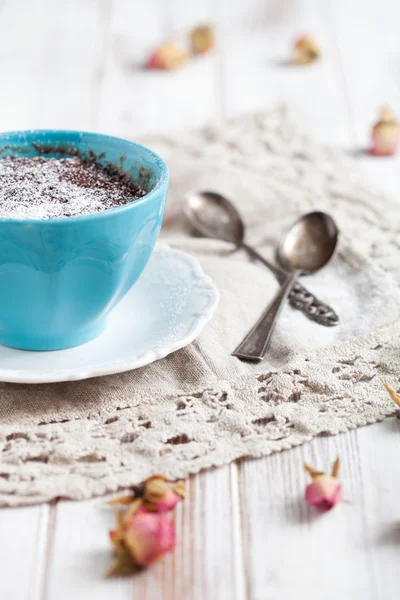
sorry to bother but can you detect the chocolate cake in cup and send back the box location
[0,130,168,351]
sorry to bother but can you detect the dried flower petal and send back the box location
[145,43,189,70]
[304,458,342,511]
[292,35,320,65]
[370,107,400,156]
[105,548,137,577]
[143,475,182,511]
[124,509,176,567]
[331,457,340,478]
[305,475,342,511]
[109,527,124,550]
[173,480,186,499]
[190,25,214,54]
[384,382,400,407]
[144,475,171,500]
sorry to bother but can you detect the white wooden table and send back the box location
[1,1,400,598]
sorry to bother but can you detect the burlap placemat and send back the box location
[1,107,400,507]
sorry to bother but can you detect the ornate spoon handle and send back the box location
[241,243,339,327]
[289,282,339,326]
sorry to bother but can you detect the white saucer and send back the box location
[0,245,219,384]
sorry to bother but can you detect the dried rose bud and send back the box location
[124,508,176,567]
[304,458,342,511]
[108,509,176,575]
[370,108,400,156]
[384,382,400,407]
[145,43,189,70]
[190,25,214,54]
[293,35,320,65]
[107,476,185,576]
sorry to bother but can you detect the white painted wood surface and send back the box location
[0,1,399,598]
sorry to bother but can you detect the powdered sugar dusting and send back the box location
[0,156,147,219]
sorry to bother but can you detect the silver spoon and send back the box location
[232,211,339,362]
[184,190,339,327]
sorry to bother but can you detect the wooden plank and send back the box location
[324,0,400,198]
[0,0,106,131]
[0,505,49,600]
[97,0,220,137]
[219,0,352,146]
[354,418,400,599]
[45,496,132,600]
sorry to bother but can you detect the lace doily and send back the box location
[1,107,400,507]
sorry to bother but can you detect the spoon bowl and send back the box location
[185,190,244,244]
[278,211,339,274]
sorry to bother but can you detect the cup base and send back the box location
[0,323,106,352]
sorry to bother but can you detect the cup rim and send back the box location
[0,129,169,225]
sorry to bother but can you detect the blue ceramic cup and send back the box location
[0,130,168,351]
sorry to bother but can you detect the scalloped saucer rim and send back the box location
[0,244,219,384]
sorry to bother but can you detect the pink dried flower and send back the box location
[145,43,189,70]
[106,475,185,576]
[292,35,320,65]
[304,458,342,512]
[370,107,400,156]
[190,25,214,54]
[124,508,176,567]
